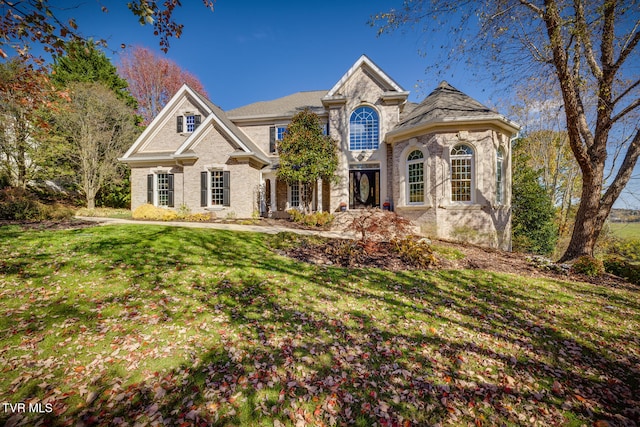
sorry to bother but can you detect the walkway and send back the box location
[75,216,354,239]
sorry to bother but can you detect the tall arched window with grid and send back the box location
[450,144,474,203]
[407,149,425,204]
[349,106,379,150]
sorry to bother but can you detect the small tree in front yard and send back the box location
[53,82,138,209]
[277,109,338,214]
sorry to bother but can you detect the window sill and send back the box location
[439,204,483,210]
[396,204,432,211]
[205,206,226,211]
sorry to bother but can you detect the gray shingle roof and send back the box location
[394,81,498,132]
[227,90,328,120]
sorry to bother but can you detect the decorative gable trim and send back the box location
[324,54,408,98]
[121,84,213,160]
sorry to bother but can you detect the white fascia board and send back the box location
[122,84,212,159]
[174,111,253,156]
[325,55,405,98]
[386,115,521,143]
[174,114,215,155]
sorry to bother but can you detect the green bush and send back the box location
[0,187,75,220]
[40,203,75,220]
[603,238,640,262]
[603,256,640,285]
[571,255,605,277]
[287,210,334,227]
[511,145,558,255]
[392,235,439,269]
[0,187,44,220]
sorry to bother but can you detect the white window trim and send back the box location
[449,144,475,204]
[349,104,381,151]
[151,168,171,207]
[397,143,429,207]
[407,150,426,206]
[288,181,314,210]
[202,164,227,209]
[209,169,225,207]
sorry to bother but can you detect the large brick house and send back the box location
[120,55,519,249]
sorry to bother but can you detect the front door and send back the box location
[349,169,380,209]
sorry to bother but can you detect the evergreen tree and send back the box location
[512,141,559,255]
[51,40,137,109]
[277,109,338,214]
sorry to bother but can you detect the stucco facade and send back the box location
[120,55,519,249]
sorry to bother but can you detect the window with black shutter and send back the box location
[200,171,208,207]
[194,115,201,130]
[269,126,276,154]
[223,171,230,207]
[177,116,183,133]
[147,174,154,204]
[167,174,174,207]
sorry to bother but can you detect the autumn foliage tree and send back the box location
[118,46,208,125]
[0,58,54,188]
[373,0,640,261]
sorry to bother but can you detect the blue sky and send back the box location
[49,0,497,111]
[10,1,640,209]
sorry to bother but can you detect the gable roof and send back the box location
[324,54,408,98]
[227,90,328,121]
[176,88,270,165]
[120,84,269,166]
[387,81,519,141]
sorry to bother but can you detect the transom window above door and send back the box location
[349,106,379,150]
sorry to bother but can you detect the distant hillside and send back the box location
[610,208,640,222]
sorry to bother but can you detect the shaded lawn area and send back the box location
[0,225,638,427]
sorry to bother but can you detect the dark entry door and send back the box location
[349,169,379,209]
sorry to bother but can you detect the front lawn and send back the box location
[0,224,638,426]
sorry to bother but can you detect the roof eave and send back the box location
[229,110,328,124]
[381,91,410,104]
[386,116,521,143]
[321,95,347,107]
[229,151,271,166]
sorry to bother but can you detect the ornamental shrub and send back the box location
[0,187,75,220]
[0,187,43,220]
[287,210,334,227]
[132,204,168,220]
[571,255,604,277]
[392,235,439,269]
[511,148,558,255]
[603,256,640,285]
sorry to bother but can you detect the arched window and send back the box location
[496,148,505,205]
[450,144,474,202]
[407,149,425,204]
[349,106,379,150]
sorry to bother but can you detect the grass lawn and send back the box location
[608,222,640,240]
[1,224,638,426]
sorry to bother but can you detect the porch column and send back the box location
[270,178,277,216]
[317,179,322,212]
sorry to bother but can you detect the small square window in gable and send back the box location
[176,114,201,133]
